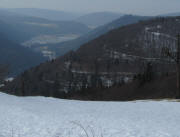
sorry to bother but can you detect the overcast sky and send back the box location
[0,0,180,15]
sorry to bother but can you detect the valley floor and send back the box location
[0,92,179,137]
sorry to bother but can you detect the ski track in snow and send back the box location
[0,93,180,137]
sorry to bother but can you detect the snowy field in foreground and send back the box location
[0,93,180,137]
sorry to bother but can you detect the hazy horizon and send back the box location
[0,0,180,16]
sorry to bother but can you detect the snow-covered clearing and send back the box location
[0,92,180,137]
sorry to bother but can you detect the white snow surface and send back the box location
[0,93,180,137]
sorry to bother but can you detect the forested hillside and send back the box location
[0,30,46,75]
[3,17,180,100]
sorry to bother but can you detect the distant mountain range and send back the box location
[160,12,180,17]
[4,16,178,98]
[3,8,125,28]
[75,12,124,28]
[4,8,81,21]
[1,8,180,100]
[0,10,90,43]
[0,9,91,59]
[0,8,130,75]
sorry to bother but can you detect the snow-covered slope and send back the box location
[0,92,180,137]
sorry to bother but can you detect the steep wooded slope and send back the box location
[3,17,179,98]
[0,30,46,75]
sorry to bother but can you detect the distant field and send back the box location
[22,34,80,47]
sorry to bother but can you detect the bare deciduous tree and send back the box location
[162,34,180,99]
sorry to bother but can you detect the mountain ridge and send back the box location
[4,8,81,21]
[75,11,124,28]
[3,16,179,99]
[45,15,151,57]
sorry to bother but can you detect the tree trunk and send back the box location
[176,34,180,99]
[176,64,180,98]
